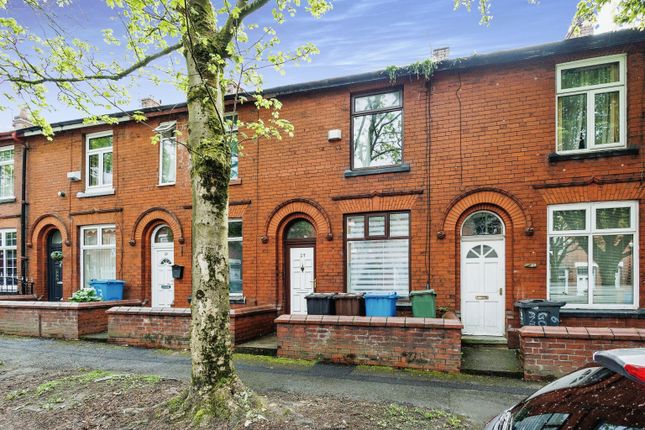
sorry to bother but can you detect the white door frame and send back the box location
[460,210,506,337]
[151,224,174,307]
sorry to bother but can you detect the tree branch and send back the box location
[9,42,182,85]
[217,0,270,49]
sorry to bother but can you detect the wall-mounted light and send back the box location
[67,171,81,181]
[57,191,66,198]
[327,129,342,142]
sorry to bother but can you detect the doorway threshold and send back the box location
[461,335,507,347]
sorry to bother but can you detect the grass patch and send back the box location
[233,353,315,368]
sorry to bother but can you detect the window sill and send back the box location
[344,163,410,178]
[548,145,638,162]
[230,295,245,304]
[157,182,175,187]
[0,197,16,204]
[560,308,643,319]
[76,188,115,198]
[229,178,242,186]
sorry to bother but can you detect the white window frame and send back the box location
[225,113,239,180]
[85,131,114,193]
[555,54,627,154]
[228,219,243,297]
[0,229,17,291]
[79,224,116,290]
[157,122,177,186]
[547,201,639,309]
[0,146,14,199]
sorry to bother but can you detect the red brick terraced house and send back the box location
[0,29,643,342]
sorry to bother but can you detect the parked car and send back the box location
[485,348,645,430]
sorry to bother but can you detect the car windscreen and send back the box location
[507,367,645,430]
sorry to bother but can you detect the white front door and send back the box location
[289,247,314,315]
[461,240,505,336]
[152,246,174,307]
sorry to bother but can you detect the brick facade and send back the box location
[519,325,645,380]
[275,315,463,372]
[0,32,643,341]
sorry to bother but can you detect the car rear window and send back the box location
[509,367,645,429]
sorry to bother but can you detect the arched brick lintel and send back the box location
[129,207,185,246]
[263,198,333,243]
[29,213,71,247]
[441,188,533,238]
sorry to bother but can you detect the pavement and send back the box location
[0,335,541,427]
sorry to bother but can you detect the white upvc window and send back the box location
[225,113,239,180]
[0,230,17,292]
[0,146,14,199]
[85,131,113,193]
[346,212,410,296]
[156,121,177,186]
[228,219,242,297]
[556,54,627,153]
[547,201,638,309]
[80,225,116,290]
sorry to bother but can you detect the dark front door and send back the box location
[47,230,63,301]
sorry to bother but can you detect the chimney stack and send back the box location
[12,108,33,130]
[141,97,161,109]
[432,47,450,62]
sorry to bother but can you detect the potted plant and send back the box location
[50,250,64,262]
[69,287,102,302]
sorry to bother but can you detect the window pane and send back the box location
[352,111,402,168]
[561,62,619,89]
[552,209,586,231]
[83,228,98,246]
[83,248,116,288]
[88,135,112,150]
[462,212,503,236]
[347,239,408,295]
[389,213,409,237]
[557,94,587,151]
[228,240,242,295]
[0,148,13,162]
[89,154,99,187]
[161,138,176,184]
[0,164,13,197]
[346,216,365,239]
[230,135,238,180]
[101,227,116,245]
[592,234,634,305]
[368,216,386,236]
[102,152,113,185]
[594,91,620,145]
[5,231,16,247]
[596,207,631,230]
[154,226,173,243]
[548,236,589,305]
[6,249,16,287]
[286,220,315,240]
[228,221,242,238]
[354,91,401,113]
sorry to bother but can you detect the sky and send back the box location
[0,0,586,128]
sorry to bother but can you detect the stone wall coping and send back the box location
[0,299,140,310]
[107,304,278,317]
[275,314,463,329]
[0,295,38,301]
[519,325,645,341]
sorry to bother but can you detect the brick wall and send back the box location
[107,304,277,349]
[519,325,645,380]
[0,299,140,339]
[276,315,463,372]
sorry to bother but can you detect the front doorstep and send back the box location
[0,300,141,340]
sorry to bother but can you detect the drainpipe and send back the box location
[12,131,28,289]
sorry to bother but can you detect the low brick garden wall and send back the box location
[276,315,463,372]
[519,326,645,381]
[0,300,141,339]
[107,304,277,349]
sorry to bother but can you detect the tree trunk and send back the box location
[179,0,254,421]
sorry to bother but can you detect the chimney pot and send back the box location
[12,108,33,130]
